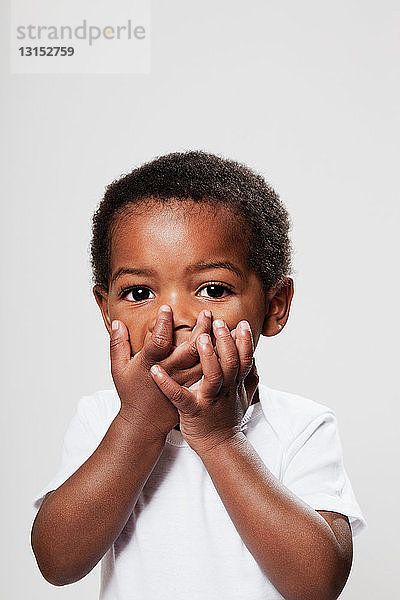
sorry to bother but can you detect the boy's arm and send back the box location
[196,434,352,600]
[31,308,210,587]
[31,413,167,586]
[150,319,352,600]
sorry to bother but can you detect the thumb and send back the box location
[110,320,131,376]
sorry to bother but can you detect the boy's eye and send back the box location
[121,286,155,302]
[196,284,232,299]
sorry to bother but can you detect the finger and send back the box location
[235,320,254,381]
[110,320,131,378]
[173,309,212,367]
[212,320,239,384]
[190,309,212,341]
[141,305,173,368]
[186,309,212,359]
[162,309,212,371]
[150,365,194,413]
[196,333,224,398]
[173,362,203,387]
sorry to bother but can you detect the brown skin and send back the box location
[94,200,290,428]
[96,201,285,352]
[32,200,352,598]
[31,307,213,586]
[151,320,353,600]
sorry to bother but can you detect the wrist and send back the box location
[116,410,168,446]
[189,427,246,459]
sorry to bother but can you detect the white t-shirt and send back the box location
[33,384,366,599]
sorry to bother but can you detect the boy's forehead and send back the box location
[111,200,250,268]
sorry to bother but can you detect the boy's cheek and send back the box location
[127,326,149,356]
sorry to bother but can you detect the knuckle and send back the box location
[110,336,123,351]
[206,372,223,386]
[224,354,239,369]
[151,333,170,351]
[169,387,183,405]
[216,329,230,341]
[178,340,198,361]
[186,341,199,359]
[241,351,254,365]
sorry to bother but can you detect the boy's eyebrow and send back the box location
[185,261,245,279]
[111,267,156,285]
[111,262,245,285]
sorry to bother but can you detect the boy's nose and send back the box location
[171,303,196,327]
[170,297,197,346]
[166,291,197,326]
[149,296,197,346]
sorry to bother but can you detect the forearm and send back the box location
[198,432,349,600]
[31,413,166,586]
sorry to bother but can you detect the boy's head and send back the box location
[91,151,294,353]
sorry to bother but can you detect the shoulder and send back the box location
[73,388,120,438]
[257,383,336,447]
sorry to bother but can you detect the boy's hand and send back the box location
[149,319,258,455]
[110,307,211,441]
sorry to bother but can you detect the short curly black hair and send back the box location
[90,150,293,293]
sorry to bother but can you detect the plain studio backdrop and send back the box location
[1,1,398,598]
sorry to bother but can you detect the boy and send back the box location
[31,151,366,600]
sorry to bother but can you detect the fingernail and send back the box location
[111,320,119,331]
[198,333,213,355]
[204,310,212,318]
[213,319,225,329]
[239,320,250,332]
[160,305,171,313]
[199,333,210,344]
[150,365,160,375]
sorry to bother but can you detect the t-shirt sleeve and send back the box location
[32,395,107,513]
[281,410,367,537]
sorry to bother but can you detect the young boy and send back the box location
[31,151,366,600]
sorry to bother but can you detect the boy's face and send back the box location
[94,200,293,355]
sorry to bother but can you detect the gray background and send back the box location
[1,1,398,598]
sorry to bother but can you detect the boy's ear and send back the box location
[93,285,112,334]
[261,277,294,337]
